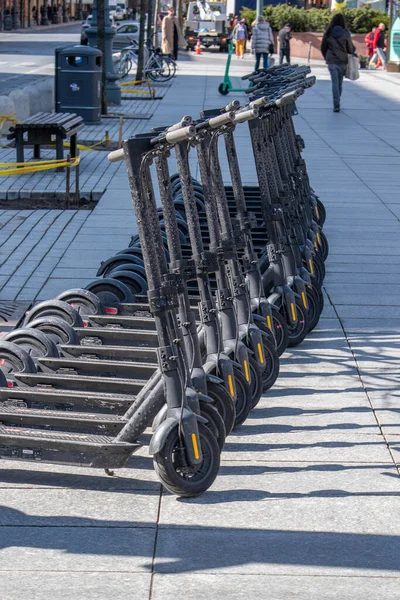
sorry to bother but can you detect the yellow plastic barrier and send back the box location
[0,155,80,176]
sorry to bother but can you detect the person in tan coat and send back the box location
[161,6,186,60]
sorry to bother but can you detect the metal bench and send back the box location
[7,112,84,166]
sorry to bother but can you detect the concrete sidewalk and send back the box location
[1,53,400,599]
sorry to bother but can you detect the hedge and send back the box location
[240,5,389,33]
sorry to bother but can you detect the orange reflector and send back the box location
[243,359,250,382]
[257,342,264,364]
[301,291,308,309]
[191,433,200,460]
[228,374,235,398]
[290,302,297,322]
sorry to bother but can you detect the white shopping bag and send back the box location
[345,54,359,81]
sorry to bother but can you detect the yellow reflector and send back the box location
[290,302,297,322]
[243,359,250,382]
[316,231,321,245]
[309,259,314,275]
[315,206,320,220]
[301,291,308,309]
[191,433,200,460]
[228,374,235,397]
[257,342,264,364]
[266,314,272,331]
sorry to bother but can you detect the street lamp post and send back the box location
[86,0,121,106]
[40,2,49,24]
[62,0,67,22]
[12,0,20,27]
[76,0,83,20]
[256,0,263,17]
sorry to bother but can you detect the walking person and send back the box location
[251,15,274,71]
[161,5,186,61]
[232,18,248,58]
[278,23,292,65]
[365,27,376,62]
[372,23,387,70]
[321,13,356,113]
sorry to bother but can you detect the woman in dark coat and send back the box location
[321,13,355,113]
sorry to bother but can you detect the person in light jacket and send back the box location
[162,5,186,60]
[251,15,274,70]
[232,18,248,58]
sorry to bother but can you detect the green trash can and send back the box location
[56,45,102,124]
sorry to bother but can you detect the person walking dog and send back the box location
[251,15,274,70]
[321,13,355,113]
[162,5,186,61]
[278,23,292,65]
[233,18,248,58]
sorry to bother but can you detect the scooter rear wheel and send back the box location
[232,365,252,428]
[153,422,220,497]
[207,380,236,435]
[4,329,59,359]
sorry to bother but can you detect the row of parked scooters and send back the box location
[0,64,327,497]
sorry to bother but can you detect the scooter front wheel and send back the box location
[259,333,280,394]
[249,355,264,409]
[218,83,230,95]
[272,308,289,356]
[306,285,324,333]
[200,401,226,450]
[207,380,236,435]
[284,300,310,348]
[153,422,220,497]
[232,365,252,428]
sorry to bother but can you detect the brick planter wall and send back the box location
[281,32,366,60]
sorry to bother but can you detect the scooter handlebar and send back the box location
[107,148,125,163]
[166,116,193,132]
[233,107,259,123]
[224,100,240,112]
[208,111,235,129]
[165,125,196,144]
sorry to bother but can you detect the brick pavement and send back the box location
[1,52,400,599]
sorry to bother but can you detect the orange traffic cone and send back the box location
[196,38,202,55]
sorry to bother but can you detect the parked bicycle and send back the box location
[118,40,177,81]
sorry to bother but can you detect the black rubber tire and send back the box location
[0,341,37,374]
[206,380,236,435]
[0,369,6,386]
[306,285,323,333]
[200,401,226,450]
[311,253,325,288]
[249,355,264,409]
[232,365,252,429]
[218,82,229,95]
[258,331,280,393]
[24,300,83,329]
[86,278,133,307]
[318,229,329,262]
[110,270,148,296]
[4,328,59,359]
[316,198,326,227]
[271,307,289,356]
[57,289,104,316]
[283,299,310,348]
[153,421,220,497]
[98,254,146,277]
[26,317,78,346]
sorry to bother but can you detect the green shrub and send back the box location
[240,4,389,33]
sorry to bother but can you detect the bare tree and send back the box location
[136,0,147,81]
[97,0,107,114]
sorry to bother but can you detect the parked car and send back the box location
[112,21,141,50]
[80,14,117,45]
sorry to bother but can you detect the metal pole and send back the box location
[76,0,82,20]
[153,0,160,46]
[136,0,146,81]
[86,0,121,106]
[256,0,263,18]
[12,0,20,27]
[62,0,67,22]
